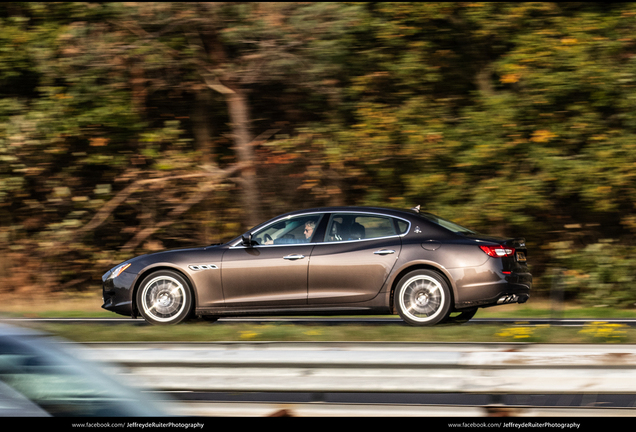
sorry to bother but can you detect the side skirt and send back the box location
[195,305,391,317]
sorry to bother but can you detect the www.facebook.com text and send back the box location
[71,423,205,429]
[449,422,581,429]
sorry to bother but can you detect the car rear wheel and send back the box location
[136,270,193,325]
[395,270,451,326]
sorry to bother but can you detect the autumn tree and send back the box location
[2,2,636,305]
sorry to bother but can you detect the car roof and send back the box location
[279,206,420,220]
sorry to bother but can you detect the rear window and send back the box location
[419,212,476,234]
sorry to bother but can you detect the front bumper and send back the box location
[101,271,136,317]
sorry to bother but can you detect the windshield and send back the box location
[419,212,477,235]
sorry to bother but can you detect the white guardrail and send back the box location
[74,342,636,417]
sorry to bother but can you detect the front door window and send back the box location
[253,214,323,245]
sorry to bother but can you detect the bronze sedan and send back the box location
[102,206,531,326]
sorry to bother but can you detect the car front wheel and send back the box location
[136,270,193,325]
[395,270,451,326]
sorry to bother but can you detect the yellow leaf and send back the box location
[90,137,110,147]
[530,130,557,143]
[500,73,521,84]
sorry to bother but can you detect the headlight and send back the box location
[107,263,131,280]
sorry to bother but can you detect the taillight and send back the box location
[479,245,515,257]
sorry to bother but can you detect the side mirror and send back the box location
[241,233,253,247]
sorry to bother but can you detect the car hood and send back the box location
[104,244,224,278]
[132,244,223,264]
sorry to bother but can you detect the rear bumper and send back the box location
[452,269,532,310]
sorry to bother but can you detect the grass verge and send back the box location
[7,320,635,345]
[2,295,636,344]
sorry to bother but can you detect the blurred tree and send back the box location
[2,2,636,305]
[102,2,368,227]
[298,2,636,298]
[1,3,146,291]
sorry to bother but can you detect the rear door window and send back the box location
[325,213,398,242]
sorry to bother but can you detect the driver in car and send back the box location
[263,220,315,244]
[303,220,315,241]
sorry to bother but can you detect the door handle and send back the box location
[374,250,395,255]
[283,254,305,260]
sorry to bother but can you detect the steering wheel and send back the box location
[264,233,273,244]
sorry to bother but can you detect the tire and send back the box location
[395,270,452,326]
[136,270,193,325]
[442,308,478,325]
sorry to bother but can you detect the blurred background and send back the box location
[1,2,635,308]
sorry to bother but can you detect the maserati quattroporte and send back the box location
[102,206,531,326]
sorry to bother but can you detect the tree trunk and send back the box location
[201,25,262,229]
[192,89,214,164]
[225,89,261,228]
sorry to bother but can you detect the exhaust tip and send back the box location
[497,294,520,305]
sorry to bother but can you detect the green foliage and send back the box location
[1,2,636,308]
[548,240,636,308]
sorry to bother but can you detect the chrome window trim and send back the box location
[230,210,411,249]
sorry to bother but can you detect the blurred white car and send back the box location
[0,323,166,417]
